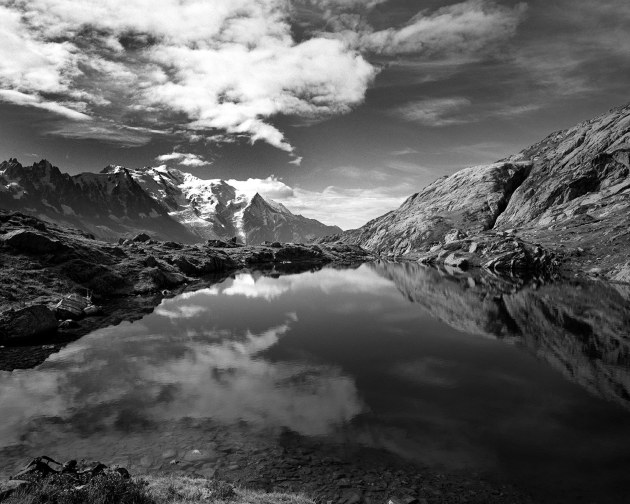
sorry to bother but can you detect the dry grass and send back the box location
[3,474,314,504]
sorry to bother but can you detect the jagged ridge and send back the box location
[0,161,341,245]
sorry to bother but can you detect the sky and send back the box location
[0,0,629,229]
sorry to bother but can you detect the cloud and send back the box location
[324,0,527,57]
[390,148,419,156]
[396,97,472,126]
[0,310,364,447]
[47,121,156,146]
[226,174,410,228]
[0,5,79,95]
[395,97,540,127]
[0,0,376,153]
[155,152,210,167]
[303,0,388,9]
[219,266,395,301]
[0,89,91,120]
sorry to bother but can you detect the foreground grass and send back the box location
[4,474,314,504]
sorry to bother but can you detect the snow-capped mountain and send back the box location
[0,159,195,242]
[123,165,341,243]
[0,160,341,244]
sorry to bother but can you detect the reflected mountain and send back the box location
[371,261,630,409]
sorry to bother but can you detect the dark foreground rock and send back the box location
[0,305,58,344]
[0,210,371,367]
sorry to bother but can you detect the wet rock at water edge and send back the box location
[55,293,90,320]
[444,253,469,270]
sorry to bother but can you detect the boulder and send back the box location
[444,229,467,244]
[132,232,151,242]
[55,294,89,320]
[163,241,183,249]
[83,305,102,316]
[134,267,187,294]
[0,305,58,343]
[1,229,69,254]
[611,263,630,283]
[444,253,469,270]
[172,255,200,275]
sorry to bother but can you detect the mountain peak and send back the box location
[100,165,129,175]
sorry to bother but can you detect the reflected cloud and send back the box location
[0,309,363,450]
[216,266,396,301]
[392,358,458,388]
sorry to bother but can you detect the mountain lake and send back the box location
[1,263,629,504]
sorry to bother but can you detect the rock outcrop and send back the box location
[0,305,58,344]
[325,103,630,281]
[325,161,531,256]
[0,209,371,357]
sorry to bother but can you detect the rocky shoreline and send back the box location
[1,431,535,504]
[0,210,370,370]
[322,104,630,284]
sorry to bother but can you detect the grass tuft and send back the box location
[2,475,314,504]
[5,473,155,504]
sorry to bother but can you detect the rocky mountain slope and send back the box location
[325,103,630,281]
[0,161,340,245]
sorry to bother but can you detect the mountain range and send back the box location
[0,161,340,245]
[325,103,630,281]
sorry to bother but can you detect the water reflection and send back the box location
[0,264,629,503]
[371,261,630,409]
[0,294,364,449]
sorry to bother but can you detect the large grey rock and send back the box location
[496,105,630,229]
[0,305,58,343]
[325,161,531,255]
[1,229,68,254]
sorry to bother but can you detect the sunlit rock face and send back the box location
[325,161,531,256]
[0,162,340,245]
[329,104,630,277]
[496,104,630,229]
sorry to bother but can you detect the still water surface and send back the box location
[1,263,630,503]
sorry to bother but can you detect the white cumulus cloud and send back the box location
[0,0,376,153]
[228,175,410,229]
[155,152,210,167]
